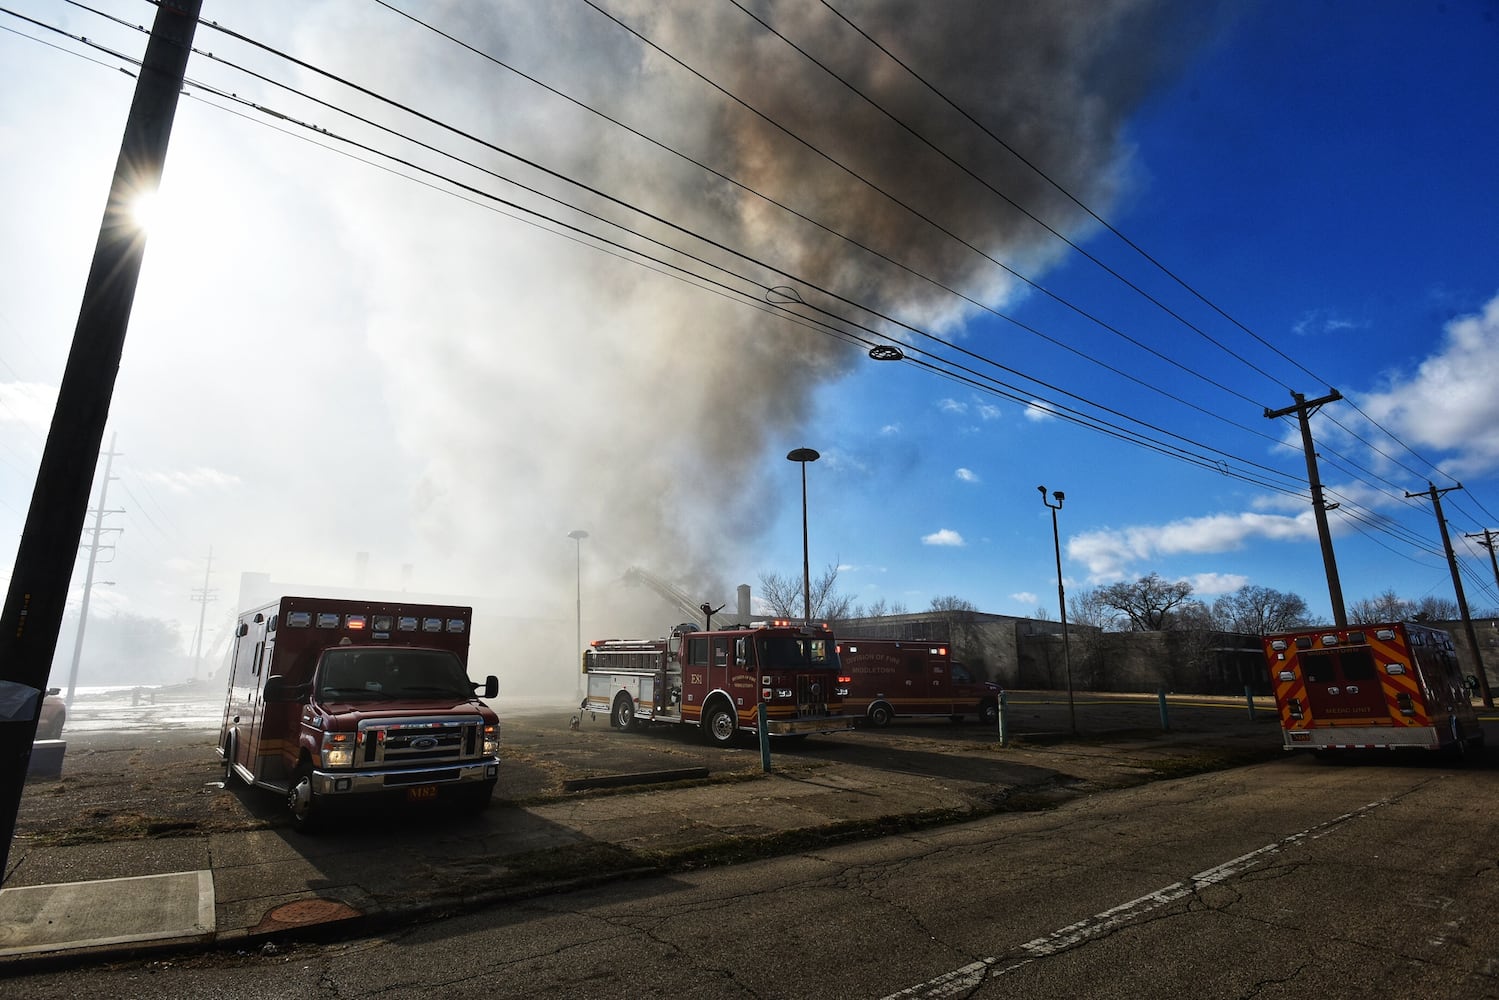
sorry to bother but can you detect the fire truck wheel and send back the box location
[611,694,636,731]
[867,703,893,728]
[288,764,321,833]
[979,702,998,727]
[704,702,738,747]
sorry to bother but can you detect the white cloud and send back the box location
[955,467,979,483]
[1292,308,1363,337]
[1187,572,1249,596]
[922,528,966,547]
[1024,399,1057,422]
[1068,510,1317,581]
[976,403,1002,421]
[1011,590,1038,605]
[879,423,901,436]
[1355,292,1499,477]
[938,398,966,415]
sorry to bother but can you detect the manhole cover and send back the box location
[253,898,362,933]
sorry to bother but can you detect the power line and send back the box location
[7,2,1490,564]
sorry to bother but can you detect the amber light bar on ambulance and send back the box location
[282,610,469,633]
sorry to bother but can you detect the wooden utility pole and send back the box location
[1265,390,1347,626]
[1406,484,1493,708]
[0,0,202,883]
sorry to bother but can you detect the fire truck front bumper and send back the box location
[766,714,857,737]
[311,757,501,797]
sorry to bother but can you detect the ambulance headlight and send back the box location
[482,724,500,756]
[321,732,356,769]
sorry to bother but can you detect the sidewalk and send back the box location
[0,698,1285,969]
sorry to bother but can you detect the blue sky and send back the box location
[2,1,1498,687]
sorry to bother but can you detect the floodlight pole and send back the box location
[568,530,588,702]
[1040,486,1076,734]
[787,449,820,620]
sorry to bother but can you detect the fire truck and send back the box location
[580,620,854,746]
[837,638,1001,727]
[1264,621,1484,754]
[217,596,501,831]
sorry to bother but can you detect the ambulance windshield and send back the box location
[317,648,473,700]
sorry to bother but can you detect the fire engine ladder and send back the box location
[622,566,728,630]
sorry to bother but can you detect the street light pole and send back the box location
[1039,486,1076,734]
[787,448,821,621]
[567,530,588,703]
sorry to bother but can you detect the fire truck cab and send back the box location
[1264,621,1483,755]
[582,620,854,746]
[836,638,1001,727]
[218,596,501,830]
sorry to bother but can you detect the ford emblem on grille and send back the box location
[412,736,439,750]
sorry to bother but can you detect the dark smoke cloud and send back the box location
[290,0,1220,652]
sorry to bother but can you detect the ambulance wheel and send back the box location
[288,764,322,833]
[460,781,496,815]
[867,703,893,728]
[611,694,636,731]
[979,701,999,727]
[220,731,240,786]
[704,702,739,747]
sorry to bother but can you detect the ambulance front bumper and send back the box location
[311,757,500,796]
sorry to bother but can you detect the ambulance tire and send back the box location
[704,701,739,747]
[220,731,240,786]
[611,694,637,732]
[460,781,496,815]
[288,763,322,833]
[979,701,999,727]
[867,703,893,728]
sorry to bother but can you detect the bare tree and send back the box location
[929,595,977,613]
[758,562,851,620]
[1348,589,1414,623]
[1097,573,1196,631]
[849,597,909,619]
[1068,588,1126,631]
[1211,585,1315,634]
[1346,591,1461,624]
[1412,595,1460,622]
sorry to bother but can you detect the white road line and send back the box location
[882,800,1387,999]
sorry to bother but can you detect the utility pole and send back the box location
[64,434,125,709]
[1406,483,1493,708]
[1468,529,1499,597]
[189,546,218,680]
[1265,390,1347,626]
[0,0,201,884]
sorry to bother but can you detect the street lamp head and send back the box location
[567,530,589,541]
[1037,485,1046,496]
[787,448,820,463]
[1054,491,1065,503]
[868,344,904,361]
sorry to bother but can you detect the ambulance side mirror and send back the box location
[473,675,499,699]
[263,675,311,703]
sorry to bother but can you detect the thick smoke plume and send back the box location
[202,1,1214,693]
